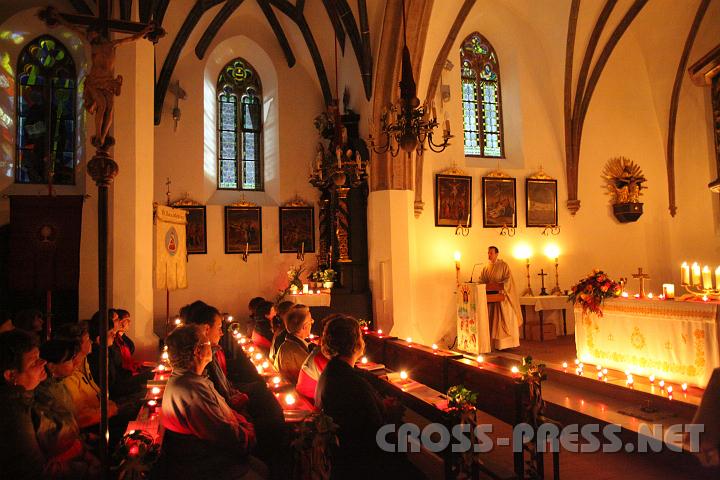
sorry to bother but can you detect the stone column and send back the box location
[112,40,156,359]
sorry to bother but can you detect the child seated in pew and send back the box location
[273,305,313,385]
[251,301,276,351]
[268,300,295,363]
[247,296,266,337]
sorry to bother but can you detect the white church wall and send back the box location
[151,9,335,322]
[372,1,720,346]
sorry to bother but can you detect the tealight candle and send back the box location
[627,377,634,387]
[400,370,408,380]
[681,383,688,392]
[361,356,368,364]
[477,355,484,363]
[431,344,438,350]
[161,351,169,361]
[158,364,166,372]
[602,368,608,375]
[174,318,182,326]
[272,376,281,385]
[255,353,263,361]
[596,365,602,371]
[667,386,673,394]
[649,375,655,384]
[511,366,519,374]
[659,379,665,388]
[227,315,233,322]
[285,394,296,406]
[562,362,568,370]
[151,387,161,396]
[574,359,580,366]
[597,371,603,379]
[248,346,255,353]
[662,284,675,300]
[147,399,157,407]
[621,292,629,298]
[240,338,247,345]
[262,361,269,369]
[406,337,412,343]
[257,365,264,374]
[647,292,654,299]
[309,333,315,340]
[377,329,383,335]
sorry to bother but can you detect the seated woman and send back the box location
[296,314,341,402]
[316,316,403,479]
[274,305,312,384]
[251,301,275,351]
[14,308,44,340]
[268,300,295,363]
[57,320,119,429]
[112,309,144,374]
[160,324,265,480]
[0,329,48,478]
[36,339,99,478]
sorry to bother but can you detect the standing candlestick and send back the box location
[454,251,461,285]
[523,258,534,296]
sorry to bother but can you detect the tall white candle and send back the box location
[691,263,701,286]
[702,266,712,289]
[681,262,690,285]
[716,266,720,290]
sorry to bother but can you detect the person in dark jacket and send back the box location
[251,301,275,350]
[0,329,48,479]
[316,315,413,479]
[268,301,295,363]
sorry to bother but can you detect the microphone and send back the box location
[469,263,483,283]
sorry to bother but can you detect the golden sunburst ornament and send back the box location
[602,156,647,204]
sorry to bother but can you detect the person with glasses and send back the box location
[159,324,265,479]
[274,305,313,384]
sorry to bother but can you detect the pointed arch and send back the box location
[15,35,77,185]
[460,32,504,158]
[217,57,263,190]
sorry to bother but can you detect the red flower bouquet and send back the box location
[568,269,621,316]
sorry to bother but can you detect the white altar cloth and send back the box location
[286,292,331,307]
[575,298,720,387]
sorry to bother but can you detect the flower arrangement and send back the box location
[320,268,336,283]
[111,430,159,480]
[568,269,621,316]
[446,385,478,416]
[292,412,338,480]
[287,264,306,290]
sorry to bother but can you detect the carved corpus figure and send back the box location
[40,7,155,150]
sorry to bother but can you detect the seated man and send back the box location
[247,296,265,337]
[160,324,265,480]
[274,305,312,384]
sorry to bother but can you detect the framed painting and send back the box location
[482,176,516,227]
[279,206,315,253]
[174,205,207,254]
[224,206,262,254]
[435,174,472,227]
[526,178,558,227]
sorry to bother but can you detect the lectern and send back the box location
[456,282,505,354]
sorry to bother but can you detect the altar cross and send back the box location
[537,269,549,296]
[632,267,650,298]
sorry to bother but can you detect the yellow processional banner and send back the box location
[155,205,188,290]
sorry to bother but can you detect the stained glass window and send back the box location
[16,36,76,184]
[217,58,263,190]
[460,33,504,158]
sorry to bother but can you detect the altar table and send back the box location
[286,291,331,307]
[520,295,575,340]
[575,298,720,387]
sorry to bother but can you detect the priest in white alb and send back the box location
[478,246,523,350]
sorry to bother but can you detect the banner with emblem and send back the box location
[154,205,188,290]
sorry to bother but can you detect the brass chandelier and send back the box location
[369,0,452,156]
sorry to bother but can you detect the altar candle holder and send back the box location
[681,262,720,299]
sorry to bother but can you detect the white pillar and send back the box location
[367,189,418,339]
[112,39,156,360]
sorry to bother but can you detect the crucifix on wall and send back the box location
[39,5,164,151]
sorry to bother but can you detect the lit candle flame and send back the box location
[400,370,408,380]
[272,376,281,385]
[511,366,519,374]
[151,387,161,396]
[285,394,296,406]
[477,355,484,363]
[681,383,688,392]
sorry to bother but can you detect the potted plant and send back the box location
[309,270,323,289]
[321,268,336,289]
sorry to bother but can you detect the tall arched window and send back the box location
[16,35,77,184]
[217,58,263,190]
[460,32,504,158]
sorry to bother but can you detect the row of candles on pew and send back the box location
[562,359,688,399]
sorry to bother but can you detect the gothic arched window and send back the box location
[16,35,77,184]
[460,32,504,158]
[217,58,263,190]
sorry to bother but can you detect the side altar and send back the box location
[456,282,504,354]
[575,297,720,386]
